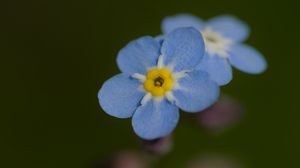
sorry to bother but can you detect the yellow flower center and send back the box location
[144,68,174,97]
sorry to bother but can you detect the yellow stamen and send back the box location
[162,78,173,91]
[144,68,174,97]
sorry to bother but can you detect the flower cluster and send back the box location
[98,14,267,140]
[162,14,267,85]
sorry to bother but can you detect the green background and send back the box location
[1,0,299,167]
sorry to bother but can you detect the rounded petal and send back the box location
[161,27,205,72]
[132,99,179,140]
[161,14,205,33]
[173,70,220,112]
[207,15,250,42]
[196,53,232,86]
[98,74,144,118]
[117,36,161,74]
[228,44,267,74]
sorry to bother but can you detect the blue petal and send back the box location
[228,44,267,74]
[173,70,220,112]
[117,36,161,74]
[132,99,179,140]
[98,74,144,118]
[161,27,205,72]
[161,14,205,33]
[196,53,232,86]
[207,15,250,42]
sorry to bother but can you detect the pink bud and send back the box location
[197,96,244,134]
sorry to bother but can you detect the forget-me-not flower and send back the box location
[162,14,267,85]
[98,27,220,140]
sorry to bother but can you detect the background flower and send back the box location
[196,95,244,134]
[140,134,173,156]
[93,150,148,168]
[162,14,267,85]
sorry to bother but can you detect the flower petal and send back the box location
[207,15,250,42]
[98,74,144,118]
[161,27,205,72]
[228,44,267,74]
[196,53,232,86]
[173,70,220,112]
[132,99,179,140]
[161,14,205,33]
[117,36,161,74]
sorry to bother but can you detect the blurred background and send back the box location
[1,0,300,167]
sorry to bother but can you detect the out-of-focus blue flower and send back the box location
[98,27,220,140]
[162,14,267,85]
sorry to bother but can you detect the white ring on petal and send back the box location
[138,85,145,92]
[172,71,188,80]
[201,27,233,58]
[132,73,146,82]
[157,55,165,69]
[172,83,180,90]
[141,93,152,106]
[165,91,176,104]
[153,96,164,103]
[166,63,175,72]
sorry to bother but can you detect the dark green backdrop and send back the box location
[1,0,300,167]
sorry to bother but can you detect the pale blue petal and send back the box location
[196,53,232,86]
[98,74,144,118]
[117,36,161,74]
[228,44,267,74]
[207,15,250,42]
[132,99,179,140]
[173,70,220,112]
[161,27,205,72]
[162,14,205,33]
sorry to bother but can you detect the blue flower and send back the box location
[98,27,220,140]
[162,14,268,85]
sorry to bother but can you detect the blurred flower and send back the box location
[98,27,220,140]
[94,151,148,168]
[196,96,243,133]
[140,134,173,156]
[187,154,243,168]
[162,14,267,86]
